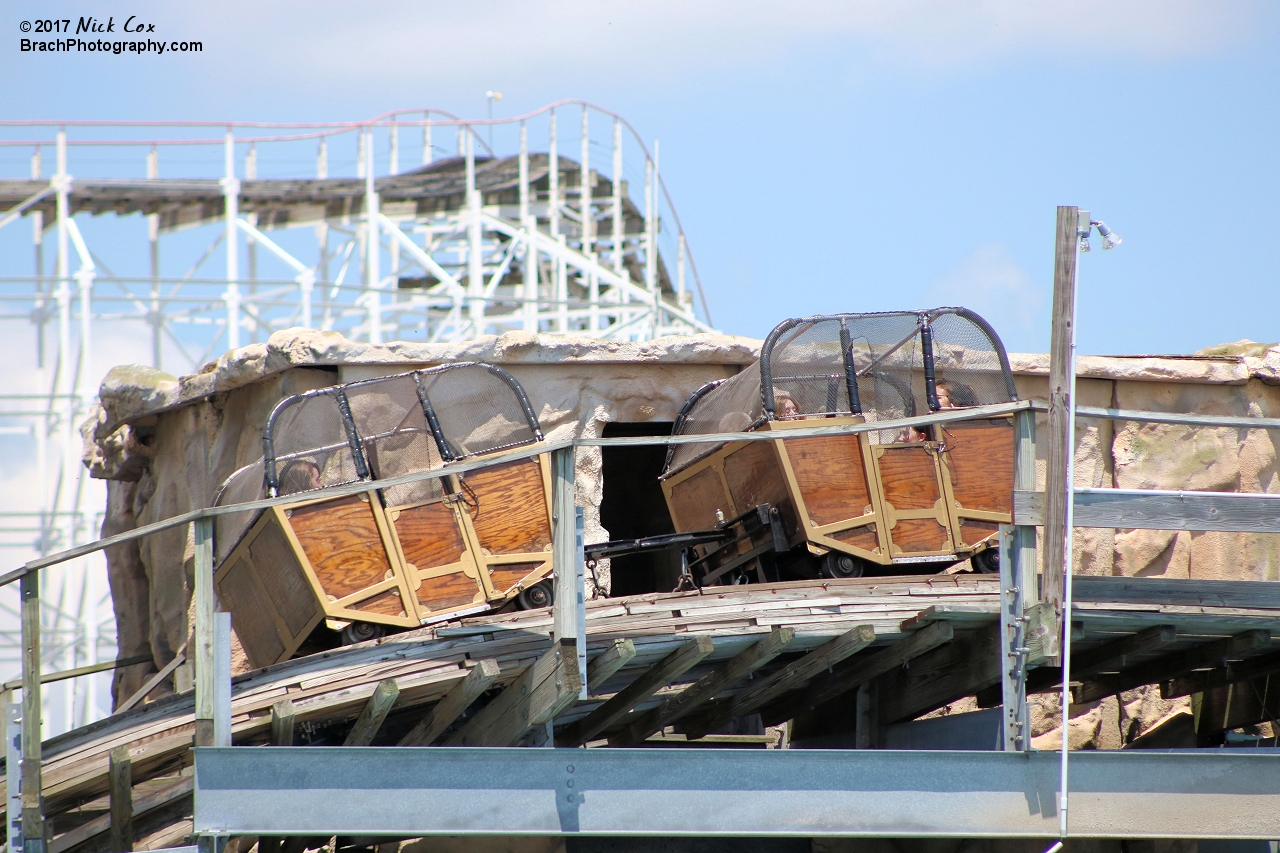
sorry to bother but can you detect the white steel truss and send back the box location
[0,101,715,734]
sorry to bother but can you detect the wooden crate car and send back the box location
[211,363,555,669]
[660,308,1019,582]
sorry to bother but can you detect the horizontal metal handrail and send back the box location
[1076,405,1280,431]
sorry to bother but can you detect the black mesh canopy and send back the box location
[213,363,542,531]
[663,308,1016,476]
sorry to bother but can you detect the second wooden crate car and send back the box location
[212,363,554,668]
[660,308,1020,583]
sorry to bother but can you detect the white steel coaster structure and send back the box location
[0,101,715,734]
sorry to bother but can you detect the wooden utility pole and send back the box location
[1042,205,1084,662]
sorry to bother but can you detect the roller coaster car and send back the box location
[660,308,1019,585]
[211,363,555,669]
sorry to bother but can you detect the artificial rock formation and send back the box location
[82,330,1280,707]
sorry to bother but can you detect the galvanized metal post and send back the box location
[1012,409,1037,599]
[19,571,44,852]
[214,612,232,747]
[6,702,22,853]
[551,447,577,646]
[998,525,1029,751]
[193,517,216,747]
[574,507,587,698]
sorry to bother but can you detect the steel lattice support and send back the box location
[0,102,715,734]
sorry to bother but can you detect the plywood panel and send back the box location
[958,519,1000,548]
[353,589,408,618]
[723,441,788,515]
[786,434,872,526]
[667,465,729,533]
[891,518,951,554]
[418,570,484,613]
[878,447,941,511]
[394,501,467,571]
[488,562,545,596]
[217,554,287,668]
[463,459,552,556]
[830,525,880,555]
[247,517,315,637]
[288,495,393,600]
[941,420,1014,515]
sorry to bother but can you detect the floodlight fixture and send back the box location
[1092,219,1122,250]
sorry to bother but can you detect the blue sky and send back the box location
[5,0,1279,355]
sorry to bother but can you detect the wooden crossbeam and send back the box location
[1075,629,1272,704]
[399,659,501,746]
[270,699,296,746]
[48,775,193,853]
[587,639,636,694]
[343,678,399,746]
[1163,649,1280,699]
[878,623,998,726]
[108,746,133,853]
[978,624,1180,707]
[609,628,795,746]
[759,622,951,728]
[1195,673,1280,739]
[556,636,714,747]
[450,639,581,747]
[682,624,878,740]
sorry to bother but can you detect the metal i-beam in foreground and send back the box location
[193,747,1280,839]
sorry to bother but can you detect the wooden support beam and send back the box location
[878,623,1000,726]
[108,746,133,853]
[979,624,1180,706]
[399,659,500,746]
[193,517,216,749]
[20,569,44,848]
[587,639,636,694]
[1075,629,1272,704]
[609,628,795,746]
[47,775,193,853]
[450,639,581,747]
[1162,649,1280,699]
[1194,673,1280,740]
[759,622,950,728]
[117,651,186,714]
[556,636,714,747]
[683,624,878,739]
[1016,489,1280,534]
[270,699,296,746]
[343,678,399,746]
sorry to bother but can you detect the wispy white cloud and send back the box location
[925,242,1045,353]
[155,0,1264,94]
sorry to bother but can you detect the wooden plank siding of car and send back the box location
[390,500,485,614]
[874,445,955,556]
[214,508,324,667]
